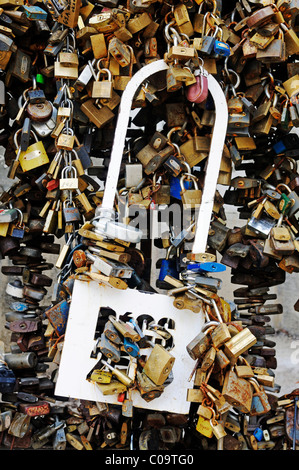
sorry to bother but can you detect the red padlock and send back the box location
[186,67,209,104]
[117,392,126,403]
[46,179,59,191]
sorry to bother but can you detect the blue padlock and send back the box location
[213,27,230,57]
[273,139,287,154]
[273,133,299,154]
[45,299,70,336]
[253,427,263,442]
[23,5,48,20]
[123,337,140,357]
[170,175,192,200]
[0,363,16,394]
[159,246,179,281]
[249,378,271,416]
[187,262,226,273]
[209,19,230,57]
[10,301,29,312]
[214,40,231,57]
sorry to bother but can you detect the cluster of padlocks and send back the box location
[0,0,299,451]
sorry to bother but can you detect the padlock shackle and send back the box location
[201,321,219,332]
[180,173,198,191]
[14,128,39,147]
[248,377,262,393]
[97,60,169,215]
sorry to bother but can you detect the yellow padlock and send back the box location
[15,129,49,173]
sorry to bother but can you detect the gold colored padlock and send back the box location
[180,173,202,209]
[142,344,175,386]
[13,129,49,174]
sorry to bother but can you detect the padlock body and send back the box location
[18,141,49,172]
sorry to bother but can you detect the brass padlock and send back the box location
[56,128,75,151]
[281,22,299,56]
[283,74,299,98]
[80,99,114,128]
[180,173,202,209]
[136,371,164,402]
[196,414,213,438]
[256,29,285,63]
[269,215,295,255]
[210,322,231,349]
[96,380,127,396]
[127,12,152,35]
[173,3,194,37]
[90,32,107,59]
[142,344,175,386]
[235,356,254,378]
[92,67,113,99]
[59,50,79,68]
[54,53,78,80]
[222,366,253,413]
[209,408,227,440]
[14,128,49,173]
[186,327,211,360]
[108,37,131,67]
[249,31,275,50]
[223,327,257,363]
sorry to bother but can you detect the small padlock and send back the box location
[223,327,257,363]
[213,25,231,57]
[269,214,295,255]
[56,128,75,151]
[59,165,79,190]
[158,246,179,281]
[180,173,202,208]
[27,84,46,104]
[209,408,227,440]
[235,355,255,378]
[8,208,25,239]
[54,51,78,80]
[90,367,112,384]
[92,67,113,99]
[14,128,49,173]
[142,343,175,386]
[248,378,271,416]
[62,200,81,223]
[222,366,253,413]
[200,19,219,55]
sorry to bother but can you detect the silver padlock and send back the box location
[31,105,57,138]
[87,251,134,278]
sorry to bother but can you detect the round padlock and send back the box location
[26,100,53,122]
[72,249,87,268]
[5,352,38,369]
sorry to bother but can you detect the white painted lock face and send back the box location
[6,281,24,298]
[263,429,270,441]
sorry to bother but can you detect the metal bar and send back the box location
[192,74,228,254]
[101,59,169,214]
